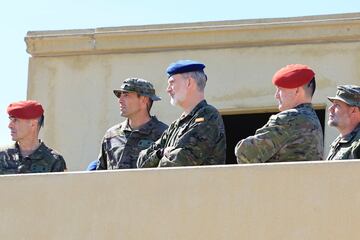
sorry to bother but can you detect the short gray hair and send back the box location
[181,71,207,91]
[303,77,316,98]
[38,115,44,128]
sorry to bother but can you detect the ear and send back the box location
[29,119,38,128]
[140,95,147,104]
[141,96,151,107]
[187,76,194,88]
[295,86,306,97]
[351,106,359,114]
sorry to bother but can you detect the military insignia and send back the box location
[31,164,48,173]
[138,139,154,148]
[195,117,205,123]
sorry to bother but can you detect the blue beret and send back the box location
[166,60,205,77]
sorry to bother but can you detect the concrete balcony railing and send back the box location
[1,160,359,239]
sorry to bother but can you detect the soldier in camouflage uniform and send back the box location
[235,64,324,163]
[137,60,226,168]
[96,78,168,170]
[0,100,66,174]
[326,85,360,160]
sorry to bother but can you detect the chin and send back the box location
[328,120,337,127]
[279,104,292,111]
[170,98,177,106]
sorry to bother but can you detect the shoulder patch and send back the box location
[195,117,205,123]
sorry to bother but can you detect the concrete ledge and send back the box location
[25,12,360,56]
[1,161,359,239]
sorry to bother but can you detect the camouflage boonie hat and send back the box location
[113,78,161,101]
[328,85,360,107]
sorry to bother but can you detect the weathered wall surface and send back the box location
[26,13,360,170]
[1,161,360,239]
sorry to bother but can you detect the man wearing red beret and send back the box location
[0,100,67,174]
[235,64,324,163]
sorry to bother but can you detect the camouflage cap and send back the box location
[328,85,360,107]
[113,78,161,101]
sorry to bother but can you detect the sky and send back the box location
[0,0,360,145]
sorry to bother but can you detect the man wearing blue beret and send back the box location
[137,60,226,167]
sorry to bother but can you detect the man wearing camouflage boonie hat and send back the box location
[96,78,167,170]
[326,85,360,160]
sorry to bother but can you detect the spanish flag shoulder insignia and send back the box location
[195,117,205,123]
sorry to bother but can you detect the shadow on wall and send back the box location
[222,109,326,164]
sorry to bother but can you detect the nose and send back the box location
[166,83,172,93]
[8,120,13,129]
[328,103,335,112]
[118,94,125,103]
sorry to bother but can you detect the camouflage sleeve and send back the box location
[137,135,165,168]
[0,152,6,174]
[96,138,107,170]
[352,140,360,159]
[158,116,223,167]
[0,150,18,174]
[235,114,293,163]
[51,155,67,172]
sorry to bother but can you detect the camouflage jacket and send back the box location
[235,103,324,163]
[0,141,66,174]
[96,116,167,170]
[137,100,226,168]
[326,124,360,160]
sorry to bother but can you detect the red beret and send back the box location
[7,100,44,119]
[272,64,315,88]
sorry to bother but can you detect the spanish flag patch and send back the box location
[195,117,205,123]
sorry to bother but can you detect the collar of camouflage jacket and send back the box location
[338,124,360,144]
[178,100,208,123]
[15,141,46,160]
[122,116,159,135]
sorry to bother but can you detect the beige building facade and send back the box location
[26,13,360,170]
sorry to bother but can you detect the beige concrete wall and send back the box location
[26,13,360,170]
[1,161,360,239]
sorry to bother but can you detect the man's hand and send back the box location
[163,147,175,159]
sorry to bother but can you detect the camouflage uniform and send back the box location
[326,85,360,160]
[235,103,324,163]
[326,124,360,160]
[0,142,67,174]
[97,77,167,170]
[137,100,226,168]
[97,117,167,169]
